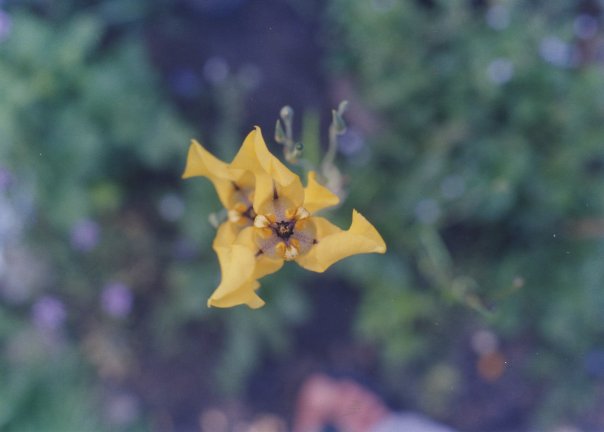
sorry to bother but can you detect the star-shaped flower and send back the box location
[183,127,386,309]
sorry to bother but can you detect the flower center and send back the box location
[253,201,315,261]
[275,221,294,239]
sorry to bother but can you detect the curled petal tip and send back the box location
[295,211,386,273]
[352,209,387,253]
[207,292,266,309]
[247,296,266,309]
[303,171,340,213]
[181,140,235,207]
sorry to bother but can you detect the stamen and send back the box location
[252,202,317,261]
[258,227,273,238]
[232,182,241,191]
[275,242,286,257]
[255,249,264,257]
[254,215,271,228]
[228,210,241,223]
[285,208,297,220]
[284,244,299,261]
[234,203,247,213]
[295,207,310,220]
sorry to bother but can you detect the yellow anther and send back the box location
[295,207,310,220]
[234,202,247,213]
[228,210,241,223]
[295,219,307,230]
[258,227,273,239]
[285,208,297,220]
[254,215,271,228]
[283,244,299,261]
[275,242,286,257]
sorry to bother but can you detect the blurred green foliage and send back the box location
[0,8,190,430]
[2,0,604,430]
[0,5,310,430]
[329,0,604,427]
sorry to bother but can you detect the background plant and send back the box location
[328,0,604,428]
[1,0,604,430]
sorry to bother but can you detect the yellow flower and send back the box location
[198,127,386,309]
[182,138,257,228]
[183,133,270,307]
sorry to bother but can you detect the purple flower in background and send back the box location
[585,350,604,378]
[485,5,510,31]
[486,58,514,85]
[158,193,185,222]
[539,36,571,67]
[574,14,598,40]
[171,237,199,261]
[70,218,100,252]
[168,68,202,98]
[338,129,365,157]
[32,295,66,331]
[0,167,12,191]
[101,282,133,318]
[203,57,229,84]
[105,393,140,427]
[0,10,11,42]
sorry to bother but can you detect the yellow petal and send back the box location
[232,170,255,191]
[208,225,284,308]
[233,226,285,278]
[209,242,265,309]
[212,221,240,250]
[230,127,304,211]
[208,279,263,308]
[254,255,284,279]
[295,210,387,273]
[303,171,340,214]
[253,172,279,214]
[182,140,234,208]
